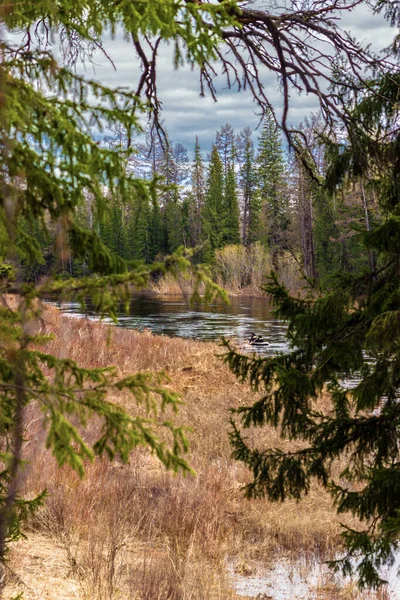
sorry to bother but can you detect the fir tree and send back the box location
[0,0,236,570]
[130,191,152,261]
[155,132,180,254]
[247,190,263,246]
[148,186,164,261]
[98,196,126,259]
[0,0,397,585]
[158,132,178,207]
[165,192,185,253]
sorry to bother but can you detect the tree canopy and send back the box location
[224,71,400,589]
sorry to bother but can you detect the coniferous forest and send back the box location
[24,110,372,291]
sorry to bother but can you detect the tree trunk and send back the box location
[298,167,317,279]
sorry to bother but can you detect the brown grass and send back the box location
[3,303,388,599]
[148,245,303,298]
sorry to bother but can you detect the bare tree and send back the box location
[132,1,397,152]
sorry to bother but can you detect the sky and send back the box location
[80,2,396,154]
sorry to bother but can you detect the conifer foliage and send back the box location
[202,144,225,261]
[256,111,289,267]
[0,0,233,571]
[224,74,400,589]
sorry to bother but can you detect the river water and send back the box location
[48,294,289,355]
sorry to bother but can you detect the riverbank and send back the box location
[148,248,303,298]
[4,305,388,599]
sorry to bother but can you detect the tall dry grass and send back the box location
[3,304,388,599]
[214,244,303,295]
[149,243,303,298]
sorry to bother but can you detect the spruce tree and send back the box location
[0,0,398,583]
[247,189,263,246]
[216,123,235,179]
[165,191,185,253]
[130,191,152,261]
[189,136,206,248]
[256,111,290,267]
[0,0,236,568]
[149,186,164,261]
[202,145,225,262]
[158,132,178,207]
[224,164,241,245]
[224,73,400,589]
[237,128,257,245]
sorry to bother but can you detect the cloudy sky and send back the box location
[82,2,396,154]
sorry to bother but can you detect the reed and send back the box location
[4,304,388,599]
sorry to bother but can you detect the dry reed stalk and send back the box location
[4,304,380,599]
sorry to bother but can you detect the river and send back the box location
[48,294,289,355]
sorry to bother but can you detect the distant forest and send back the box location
[24,110,373,288]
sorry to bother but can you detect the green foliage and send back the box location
[247,189,263,246]
[201,144,225,262]
[188,137,205,250]
[0,0,236,573]
[223,165,240,245]
[256,111,290,261]
[129,191,152,261]
[165,194,185,253]
[237,128,257,246]
[1,0,399,590]
[225,75,400,589]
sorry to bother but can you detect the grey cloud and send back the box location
[82,4,396,153]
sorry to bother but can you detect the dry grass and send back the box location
[148,245,303,298]
[3,303,387,599]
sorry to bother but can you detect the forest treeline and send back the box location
[25,111,373,289]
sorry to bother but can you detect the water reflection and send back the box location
[47,294,290,356]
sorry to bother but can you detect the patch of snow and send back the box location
[227,555,400,599]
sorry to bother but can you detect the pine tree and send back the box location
[158,132,178,207]
[0,0,397,584]
[165,192,185,253]
[0,0,236,569]
[98,195,126,258]
[149,186,164,261]
[247,189,262,245]
[129,192,152,261]
[148,132,177,255]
